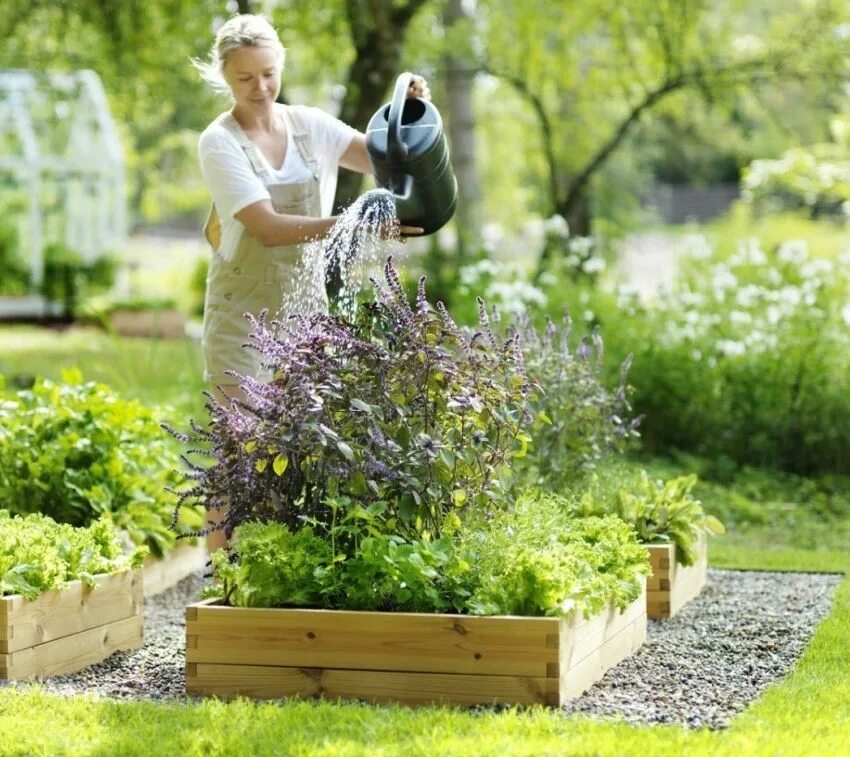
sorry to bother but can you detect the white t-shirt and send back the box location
[198,104,357,259]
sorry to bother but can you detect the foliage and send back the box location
[0,370,201,556]
[511,312,639,489]
[208,489,648,618]
[39,243,117,321]
[568,230,850,476]
[472,0,850,248]
[0,214,29,296]
[741,118,850,218]
[571,468,724,566]
[169,259,534,544]
[0,510,146,600]
[458,490,649,617]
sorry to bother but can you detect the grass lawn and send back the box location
[0,325,848,756]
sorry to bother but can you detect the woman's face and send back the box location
[223,45,282,111]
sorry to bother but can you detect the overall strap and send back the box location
[281,105,319,182]
[219,112,275,184]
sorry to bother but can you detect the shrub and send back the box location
[578,233,850,476]
[0,370,201,556]
[168,259,535,545]
[0,511,146,600]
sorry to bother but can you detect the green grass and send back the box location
[0,325,848,755]
[0,325,207,417]
[1,555,848,756]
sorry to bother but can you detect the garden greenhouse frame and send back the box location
[0,69,125,303]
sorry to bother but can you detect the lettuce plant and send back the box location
[0,511,146,599]
[206,490,650,618]
[571,470,724,565]
[169,259,535,545]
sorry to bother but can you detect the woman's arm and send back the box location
[235,199,337,247]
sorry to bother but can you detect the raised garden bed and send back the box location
[646,532,708,619]
[185,578,646,707]
[141,542,207,598]
[109,308,185,339]
[0,570,143,681]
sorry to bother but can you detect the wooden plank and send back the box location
[560,612,647,702]
[0,570,142,654]
[142,542,207,598]
[186,663,560,706]
[559,581,646,671]
[646,533,708,619]
[186,605,559,678]
[1,613,143,680]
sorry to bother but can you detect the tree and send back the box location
[473,0,850,272]
[441,0,482,261]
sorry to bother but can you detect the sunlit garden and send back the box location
[2,2,850,756]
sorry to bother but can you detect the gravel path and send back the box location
[1,568,841,729]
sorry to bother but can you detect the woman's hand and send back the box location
[407,74,431,101]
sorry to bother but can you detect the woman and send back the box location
[194,13,427,550]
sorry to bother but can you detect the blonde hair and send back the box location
[192,14,286,94]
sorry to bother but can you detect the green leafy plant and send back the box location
[572,469,724,566]
[0,369,201,556]
[0,511,146,600]
[206,489,649,618]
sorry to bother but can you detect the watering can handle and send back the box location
[387,72,413,167]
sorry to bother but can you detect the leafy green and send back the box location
[208,489,649,619]
[572,468,724,566]
[0,370,202,556]
[0,511,146,600]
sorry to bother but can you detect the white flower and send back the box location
[538,272,557,286]
[711,265,738,294]
[680,234,713,260]
[733,238,767,267]
[716,339,746,357]
[841,303,850,327]
[766,305,782,325]
[583,309,595,322]
[730,310,753,327]
[777,240,809,265]
[543,214,569,238]
[568,236,594,256]
[582,256,606,274]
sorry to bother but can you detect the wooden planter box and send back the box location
[0,570,144,681]
[645,532,708,619]
[185,578,646,707]
[109,308,185,339]
[142,541,207,598]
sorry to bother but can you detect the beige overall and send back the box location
[201,107,327,386]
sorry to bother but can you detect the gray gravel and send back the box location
[563,568,842,729]
[1,568,841,729]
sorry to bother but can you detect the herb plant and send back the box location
[169,259,535,545]
[0,511,146,600]
[511,313,640,488]
[207,489,649,618]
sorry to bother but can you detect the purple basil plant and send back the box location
[165,258,537,546]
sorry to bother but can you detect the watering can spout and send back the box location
[364,72,458,236]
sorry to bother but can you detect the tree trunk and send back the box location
[327,0,423,299]
[441,0,480,263]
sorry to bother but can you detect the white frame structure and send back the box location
[0,69,126,289]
